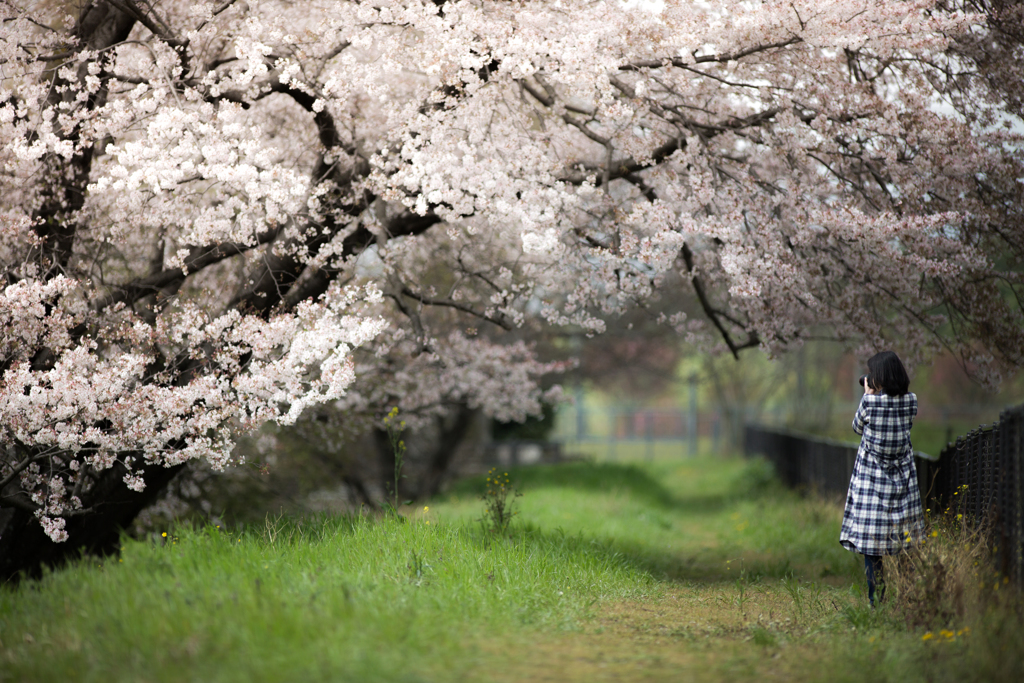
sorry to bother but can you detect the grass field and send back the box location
[1,454,1021,682]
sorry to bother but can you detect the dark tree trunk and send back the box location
[0,1,144,584]
[372,405,479,506]
[32,2,135,277]
[417,406,478,499]
[2,1,445,582]
[0,461,185,583]
[375,428,398,506]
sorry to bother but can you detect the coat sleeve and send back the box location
[853,396,868,435]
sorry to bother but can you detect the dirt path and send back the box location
[479,582,852,682]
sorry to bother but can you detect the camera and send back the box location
[858,374,870,388]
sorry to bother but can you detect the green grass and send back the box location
[0,514,645,682]
[1,455,1021,682]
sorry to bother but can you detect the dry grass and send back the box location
[885,485,1004,630]
[474,583,852,683]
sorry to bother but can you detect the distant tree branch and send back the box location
[400,286,514,331]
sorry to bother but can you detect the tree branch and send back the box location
[92,226,283,311]
[106,0,183,48]
[621,37,803,72]
[400,286,513,331]
[277,212,443,311]
[621,171,759,358]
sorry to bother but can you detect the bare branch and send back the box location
[92,225,284,311]
[618,173,758,357]
[400,286,514,331]
[621,37,803,72]
[106,0,182,47]
[0,491,38,513]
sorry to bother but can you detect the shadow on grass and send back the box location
[442,459,778,519]
[461,518,816,590]
[208,459,844,592]
[444,459,810,587]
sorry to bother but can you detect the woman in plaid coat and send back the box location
[840,350,924,606]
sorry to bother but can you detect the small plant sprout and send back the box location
[480,468,522,535]
[383,407,407,514]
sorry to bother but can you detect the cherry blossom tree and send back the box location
[2,0,1022,578]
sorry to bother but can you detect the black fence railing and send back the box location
[744,403,1024,586]
[743,427,855,495]
[922,405,1024,587]
[742,426,935,499]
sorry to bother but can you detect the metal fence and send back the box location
[919,404,1024,587]
[743,426,862,495]
[744,403,1024,586]
[554,404,737,459]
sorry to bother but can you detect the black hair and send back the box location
[866,350,910,396]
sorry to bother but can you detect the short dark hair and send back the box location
[867,350,910,396]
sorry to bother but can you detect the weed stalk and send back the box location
[383,407,407,515]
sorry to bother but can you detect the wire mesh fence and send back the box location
[744,403,1024,586]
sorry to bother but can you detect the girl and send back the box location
[840,350,924,607]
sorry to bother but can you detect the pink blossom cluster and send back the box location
[1,1,1022,539]
[1,276,383,540]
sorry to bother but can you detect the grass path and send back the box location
[455,457,861,683]
[473,588,830,683]
[1,455,1019,682]
[442,456,1017,683]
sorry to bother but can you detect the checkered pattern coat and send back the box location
[840,392,925,556]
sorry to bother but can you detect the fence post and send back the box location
[608,406,617,461]
[575,387,587,442]
[645,411,654,461]
[688,376,698,457]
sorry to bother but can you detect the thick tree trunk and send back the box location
[417,406,478,499]
[0,461,185,583]
[33,2,135,277]
[375,428,398,506]
[0,1,145,584]
[370,405,479,506]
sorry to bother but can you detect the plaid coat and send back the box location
[840,392,925,556]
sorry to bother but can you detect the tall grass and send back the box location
[0,509,654,683]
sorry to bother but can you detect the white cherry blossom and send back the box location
[0,0,1021,545]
